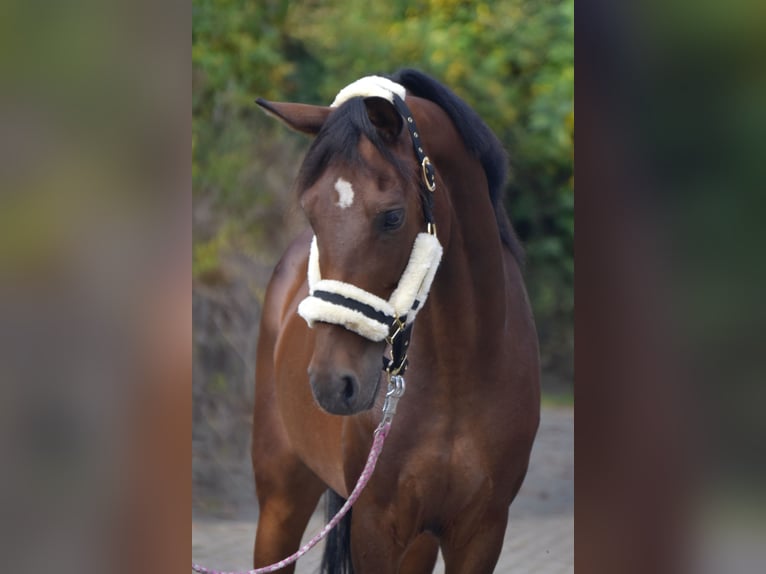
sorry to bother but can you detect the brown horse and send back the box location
[251,69,539,573]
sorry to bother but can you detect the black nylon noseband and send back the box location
[312,290,406,333]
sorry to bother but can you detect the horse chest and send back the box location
[386,428,496,532]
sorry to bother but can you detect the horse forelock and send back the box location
[296,98,410,193]
[296,98,432,222]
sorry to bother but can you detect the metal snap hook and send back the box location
[381,374,406,425]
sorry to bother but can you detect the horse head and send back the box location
[257,83,440,415]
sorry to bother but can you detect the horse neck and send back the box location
[416,144,512,369]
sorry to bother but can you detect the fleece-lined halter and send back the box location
[297,76,443,375]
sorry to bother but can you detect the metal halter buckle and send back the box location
[386,315,407,346]
[385,353,408,377]
[421,157,436,192]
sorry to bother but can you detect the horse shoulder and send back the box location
[253,229,312,440]
[261,230,313,336]
[253,229,323,477]
[500,246,541,438]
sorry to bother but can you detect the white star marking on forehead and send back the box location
[334,177,354,209]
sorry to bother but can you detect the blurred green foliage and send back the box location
[193,0,573,376]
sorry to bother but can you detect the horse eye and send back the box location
[382,209,405,230]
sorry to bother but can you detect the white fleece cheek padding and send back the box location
[388,233,443,324]
[307,235,321,288]
[297,232,443,341]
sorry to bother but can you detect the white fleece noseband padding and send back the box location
[297,233,443,341]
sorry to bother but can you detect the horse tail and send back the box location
[320,490,354,574]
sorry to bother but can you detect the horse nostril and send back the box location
[308,367,363,414]
[341,374,357,401]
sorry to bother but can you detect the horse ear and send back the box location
[364,97,403,143]
[255,98,331,135]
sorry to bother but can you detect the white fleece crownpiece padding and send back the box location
[330,76,407,108]
[297,232,443,341]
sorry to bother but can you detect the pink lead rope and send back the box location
[192,374,405,574]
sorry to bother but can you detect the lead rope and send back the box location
[191,375,405,574]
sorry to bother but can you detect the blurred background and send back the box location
[0,0,763,571]
[191,0,574,517]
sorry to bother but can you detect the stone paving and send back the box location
[192,406,573,573]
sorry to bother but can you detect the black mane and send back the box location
[296,69,523,264]
[391,69,523,263]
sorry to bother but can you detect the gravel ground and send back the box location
[192,405,573,573]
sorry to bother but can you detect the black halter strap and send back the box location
[312,290,392,327]
[375,94,438,377]
[382,323,412,376]
[391,94,436,227]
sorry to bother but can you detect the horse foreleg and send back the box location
[346,505,406,574]
[440,509,508,574]
[399,533,439,573]
[253,458,324,572]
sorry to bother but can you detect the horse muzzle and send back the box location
[307,322,385,415]
[308,366,382,415]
